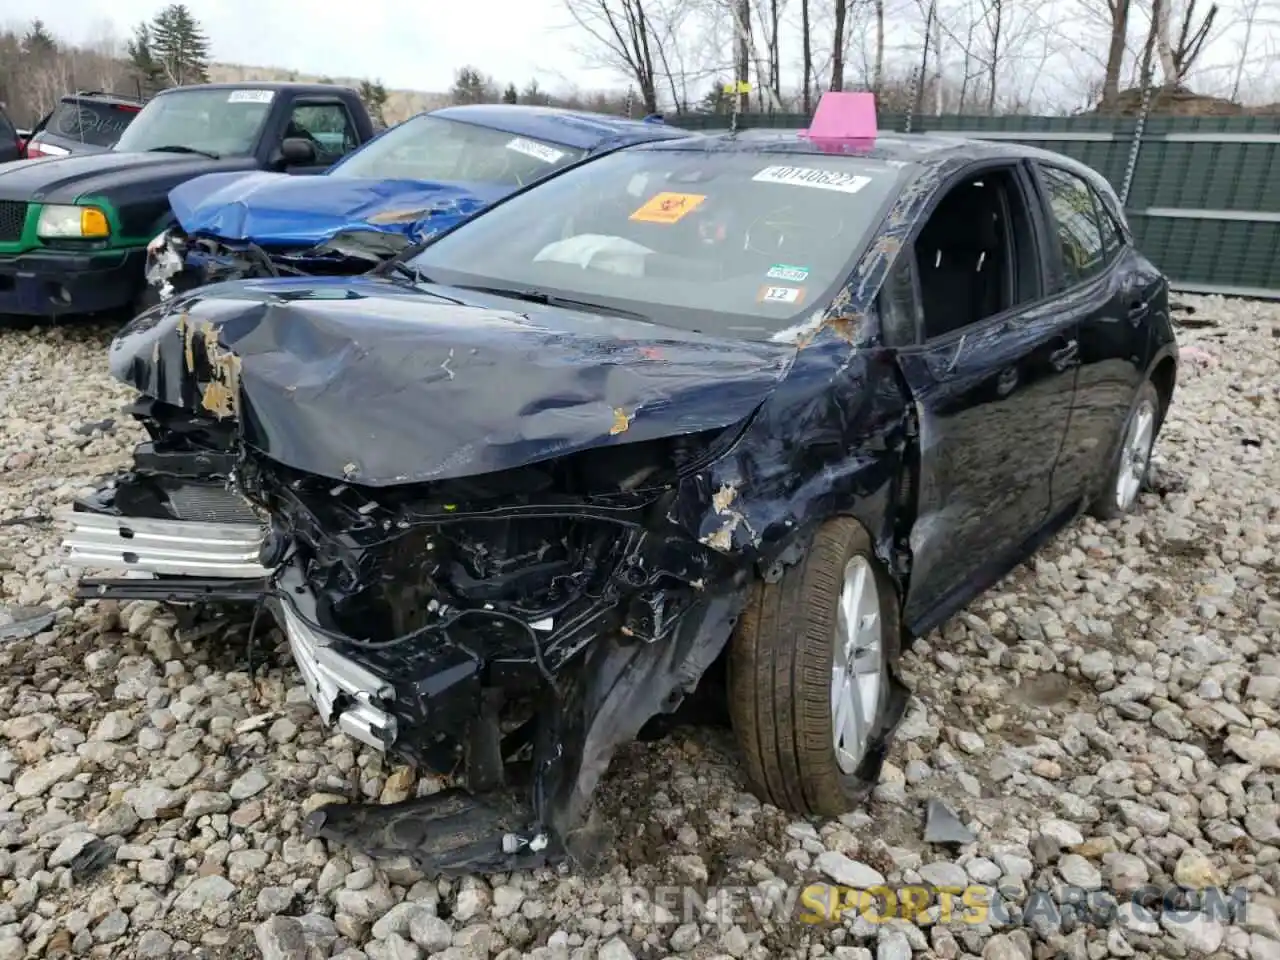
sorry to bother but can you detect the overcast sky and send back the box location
[0,0,617,93]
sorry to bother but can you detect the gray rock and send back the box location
[257,886,294,915]
[408,913,452,953]
[230,768,269,800]
[94,910,129,943]
[13,755,81,798]
[48,831,97,868]
[920,861,969,889]
[372,901,429,941]
[877,928,912,960]
[255,916,308,960]
[816,851,886,887]
[91,711,135,742]
[183,790,232,818]
[135,930,174,958]
[172,875,236,912]
[123,783,179,820]
[1058,854,1102,890]
[924,798,977,845]
[597,938,636,960]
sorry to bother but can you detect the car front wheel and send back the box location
[1091,379,1161,521]
[728,516,902,817]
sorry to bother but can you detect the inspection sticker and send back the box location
[505,137,567,164]
[753,165,871,194]
[630,192,706,224]
[227,90,275,104]
[758,285,805,305]
[767,264,810,282]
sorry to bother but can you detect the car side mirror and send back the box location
[280,137,316,166]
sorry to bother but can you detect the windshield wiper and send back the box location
[146,145,220,159]
[381,260,434,285]
[450,283,650,321]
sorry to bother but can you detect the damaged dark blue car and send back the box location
[64,98,1178,878]
[145,104,689,300]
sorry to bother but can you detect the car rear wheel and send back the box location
[728,516,901,817]
[1090,379,1161,521]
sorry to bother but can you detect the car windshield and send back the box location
[408,146,909,339]
[114,89,275,157]
[44,99,140,147]
[330,114,586,186]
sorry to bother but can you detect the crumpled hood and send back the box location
[169,172,512,248]
[110,276,797,486]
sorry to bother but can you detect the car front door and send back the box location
[1028,162,1163,513]
[886,162,1083,636]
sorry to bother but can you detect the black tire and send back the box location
[728,516,901,817]
[1089,379,1161,522]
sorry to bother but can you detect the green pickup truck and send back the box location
[0,81,377,318]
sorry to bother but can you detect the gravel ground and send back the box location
[0,294,1275,960]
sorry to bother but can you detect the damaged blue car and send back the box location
[145,104,690,300]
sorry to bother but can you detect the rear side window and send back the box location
[43,99,140,147]
[0,110,14,140]
[1037,164,1107,286]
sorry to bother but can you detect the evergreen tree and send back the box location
[450,67,495,105]
[150,4,210,86]
[127,22,164,92]
[21,19,57,57]
[502,83,518,104]
[358,79,389,126]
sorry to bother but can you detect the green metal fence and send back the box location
[675,111,1280,299]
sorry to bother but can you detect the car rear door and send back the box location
[884,161,1082,635]
[1026,161,1158,516]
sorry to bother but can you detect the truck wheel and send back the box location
[727,516,901,817]
[1090,379,1161,521]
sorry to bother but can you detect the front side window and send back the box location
[330,115,586,186]
[287,103,359,162]
[409,147,909,340]
[114,89,276,158]
[43,99,140,147]
[1038,164,1107,285]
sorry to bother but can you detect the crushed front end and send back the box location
[146,227,404,303]
[60,395,270,603]
[238,439,751,875]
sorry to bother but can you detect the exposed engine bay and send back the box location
[234,429,754,872]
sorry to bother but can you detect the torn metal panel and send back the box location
[111,278,797,486]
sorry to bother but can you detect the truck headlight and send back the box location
[36,204,110,239]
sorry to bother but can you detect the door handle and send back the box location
[1050,339,1079,371]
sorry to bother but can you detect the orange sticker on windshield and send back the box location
[630,192,706,224]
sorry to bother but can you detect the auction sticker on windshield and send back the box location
[228,90,275,104]
[753,165,871,194]
[630,192,706,224]
[767,264,810,282]
[506,137,567,164]
[758,285,805,305]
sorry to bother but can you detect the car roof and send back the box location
[626,127,1115,194]
[428,103,691,151]
[60,91,146,107]
[152,81,358,97]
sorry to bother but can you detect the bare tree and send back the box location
[831,0,849,90]
[1153,0,1220,85]
[562,0,661,113]
[801,0,814,109]
[1101,0,1134,109]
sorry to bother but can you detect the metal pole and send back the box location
[1119,76,1155,206]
